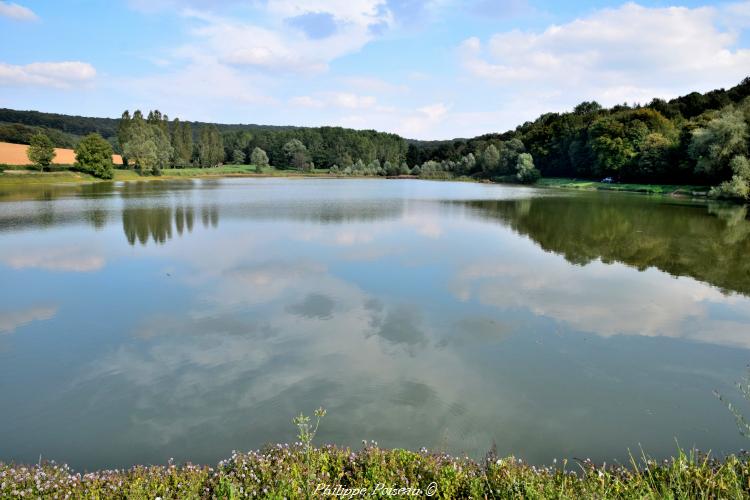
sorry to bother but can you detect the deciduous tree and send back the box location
[27,132,55,170]
[75,133,114,179]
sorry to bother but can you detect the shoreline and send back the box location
[0,168,716,200]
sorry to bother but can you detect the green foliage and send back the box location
[27,132,55,170]
[3,445,750,499]
[5,77,750,194]
[283,138,311,170]
[481,144,500,173]
[516,152,540,183]
[122,114,173,176]
[223,130,253,164]
[574,101,603,115]
[198,125,224,168]
[75,133,114,179]
[292,407,326,498]
[498,138,526,174]
[636,132,673,179]
[231,148,245,165]
[171,118,193,167]
[690,107,748,180]
[250,147,269,172]
[710,155,750,200]
[0,122,75,148]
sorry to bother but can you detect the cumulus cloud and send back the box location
[0,1,36,21]
[179,1,392,74]
[395,102,449,136]
[0,61,96,88]
[460,2,750,107]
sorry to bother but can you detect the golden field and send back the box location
[0,141,123,165]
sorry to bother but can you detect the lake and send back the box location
[1,177,749,470]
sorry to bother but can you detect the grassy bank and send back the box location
[156,165,332,178]
[536,177,710,196]
[0,165,334,186]
[0,168,716,200]
[1,445,748,499]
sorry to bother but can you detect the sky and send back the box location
[1,0,750,139]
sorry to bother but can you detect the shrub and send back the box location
[709,155,750,200]
[75,133,114,179]
[27,132,56,171]
[516,153,541,183]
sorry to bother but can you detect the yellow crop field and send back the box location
[0,141,123,165]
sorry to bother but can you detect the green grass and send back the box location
[0,165,335,186]
[2,445,749,499]
[536,177,710,196]
[0,168,715,198]
[0,169,99,185]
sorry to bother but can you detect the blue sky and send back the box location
[1,0,749,139]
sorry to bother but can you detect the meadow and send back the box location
[2,445,749,499]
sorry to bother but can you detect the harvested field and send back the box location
[0,141,123,165]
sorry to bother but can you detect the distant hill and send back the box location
[0,108,301,149]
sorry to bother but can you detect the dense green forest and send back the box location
[2,77,750,198]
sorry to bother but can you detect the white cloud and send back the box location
[330,92,377,109]
[460,2,750,107]
[0,1,37,21]
[396,102,449,136]
[289,95,325,108]
[289,91,377,111]
[0,61,96,88]
[179,1,392,74]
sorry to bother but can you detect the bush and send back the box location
[516,153,541,183]
[75,133,114,179]
[709,155,750,200]
[27,132,56,171]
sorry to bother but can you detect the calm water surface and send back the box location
[1,178,750,469]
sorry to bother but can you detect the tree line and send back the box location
[5,76,750,197]
[407,77,750,198]
[26,130,116,179]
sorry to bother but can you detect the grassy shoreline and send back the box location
[536,177,711,197]
[0,167,714,200]
[0,165,336,185]
[2,445,749,498]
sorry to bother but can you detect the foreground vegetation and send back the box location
[2,445,749,499]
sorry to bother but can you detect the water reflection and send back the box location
[1,179,750,470]
[0,305,57,334]
[122,205,218,246]
[456,196,750,296]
